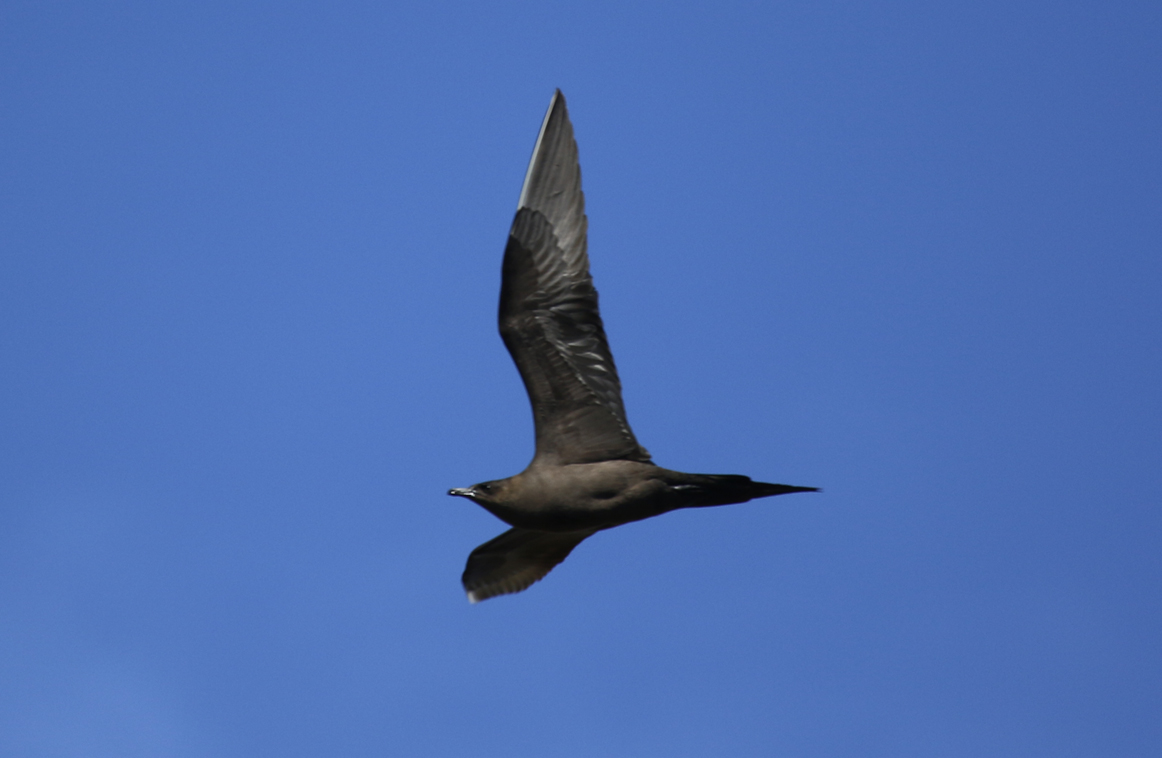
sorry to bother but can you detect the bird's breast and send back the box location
[491,460,672,530]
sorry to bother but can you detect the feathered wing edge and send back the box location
[500,90,651,465]
[461,527,597,603]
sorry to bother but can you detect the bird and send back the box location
[449,90,817,603]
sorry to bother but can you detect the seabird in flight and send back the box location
[449,90,817,602]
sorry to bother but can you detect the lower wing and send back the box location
[461,527,597,603]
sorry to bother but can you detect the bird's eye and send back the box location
[478,483,493,493]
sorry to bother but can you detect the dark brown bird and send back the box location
[449,90,817,603]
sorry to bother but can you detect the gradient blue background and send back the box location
[2,1,1159,755]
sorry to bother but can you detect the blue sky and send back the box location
[2,1,1159,755]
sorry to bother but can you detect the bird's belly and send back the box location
[488,475,672,531]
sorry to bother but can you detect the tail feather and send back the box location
[680,474,819,507]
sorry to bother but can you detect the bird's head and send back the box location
[447,480,507,506]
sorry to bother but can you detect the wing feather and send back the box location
[461,527,596,603]
[499,90,651,465]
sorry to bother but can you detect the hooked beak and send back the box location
[447,488,473,498]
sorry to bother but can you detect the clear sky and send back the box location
[2,1,1159,756]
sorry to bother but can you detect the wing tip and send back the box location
[517,89,569,211]
[466,590,481,604]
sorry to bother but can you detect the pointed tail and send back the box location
[680,474,819,507]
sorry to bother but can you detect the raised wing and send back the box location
[500,90,651,465]
[461,527,596,603]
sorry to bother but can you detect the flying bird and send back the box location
[449,90,817,603]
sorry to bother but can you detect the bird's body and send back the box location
[453,460,813,533]
[454,459,668,532]
[449,90,817,602]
